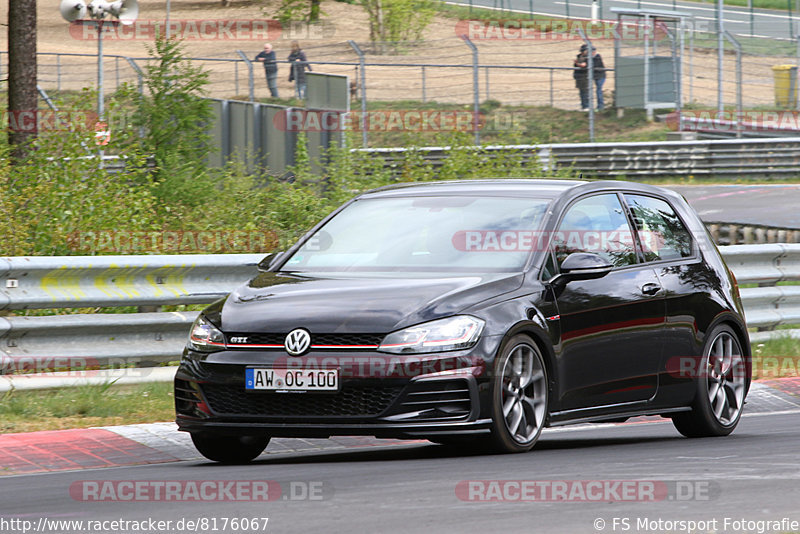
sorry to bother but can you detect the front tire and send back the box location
[486,335,549,453]
[190,433,270,463]
[672,324,749,438]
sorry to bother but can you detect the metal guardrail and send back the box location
[0,311,199,371]
[0,254,264,310]
[723,244,800,331]
[1,245,799,390]
[0,254,263,390]
[357,138,800,177]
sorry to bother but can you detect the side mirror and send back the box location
[257,252,284,272]
[553,252,613,283]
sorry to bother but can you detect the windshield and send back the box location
[282,195,550,273]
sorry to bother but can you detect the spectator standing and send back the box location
[592,47,606,111]
[288,41,312,99]
[255,43,279,98]
[573,44,590,111]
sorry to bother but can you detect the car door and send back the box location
[550,192,666,411]
[622,193,707,399]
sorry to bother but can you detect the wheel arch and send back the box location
[496,321,558,416]
[706,314,752,392]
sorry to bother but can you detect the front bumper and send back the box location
[175,418,493,439]
[175,341,500,439]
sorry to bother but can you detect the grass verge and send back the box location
[752,335,800,380]
[0,382,174,434]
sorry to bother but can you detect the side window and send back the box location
[541,251,557,280]
[553,194,637,268]
[624,194,693,262]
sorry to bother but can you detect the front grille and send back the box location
[200,383,404,417]
[313,333,382,346]
[225,332,383,348]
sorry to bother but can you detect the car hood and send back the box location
[218,271,524,333]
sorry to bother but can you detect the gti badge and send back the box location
[285,328,311,356]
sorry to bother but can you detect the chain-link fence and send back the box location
[6,24,800,143]
[10,33,800,109]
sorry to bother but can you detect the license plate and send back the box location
[246,368,339,392]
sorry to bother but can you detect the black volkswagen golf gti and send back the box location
[176,179,751,462]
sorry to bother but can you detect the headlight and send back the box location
[188,315,225,352]
[378,316,485,354]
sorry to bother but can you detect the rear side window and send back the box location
[624,194,693,262]
[553,193,637,268]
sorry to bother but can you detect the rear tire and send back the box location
[485,335,549,453]
[672,324,749,438]
[191,433,270,463]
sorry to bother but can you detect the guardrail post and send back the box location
[236,50,255,102]
[663,25,682,131]
[348,40,368,148]
[421,65,426,103]
[688,23,694,104]
[723,31,742,137]
[460,35,481,146]
[796,32,800,109]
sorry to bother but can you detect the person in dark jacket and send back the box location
[255,42,279,98]
[573,44,590,111]
[592,47,606,111]
[288,41,312,99]
[573,44,606,111]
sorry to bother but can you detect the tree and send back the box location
[130,35,213,179]
[7,0,38,162]
[358,0,435,53]
[275,0,323,23]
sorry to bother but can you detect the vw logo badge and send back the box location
[285,328,311,356]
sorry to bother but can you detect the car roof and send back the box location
[357,179,684,201]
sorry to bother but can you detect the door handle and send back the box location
[641,283,662,296]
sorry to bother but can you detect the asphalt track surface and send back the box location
[666,184,800,229]
[2,409,800,534]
